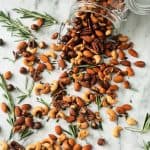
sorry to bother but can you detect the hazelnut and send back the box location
[0,102,9,113]
[7,84,15,91]
[21,104,32,111]
[3,71,12,80]
[20,67,28,74]
[97,138,106,146]
[15,117,25,125]
[25,117,33,127]
[15,106,22,117]
[51,32,59,39]
[55,125,63,135]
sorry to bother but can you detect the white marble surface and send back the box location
[0,0,150,150]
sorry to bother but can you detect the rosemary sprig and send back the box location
[95,95,102,111]
[14,8,58,27]
[144,141,150,150]
[99,122,103,130]
[62,124,78,138]
[3,57,16,63]
[19,128,34,140]
[37,97,49,107]
[0,11,33,40]
[125,113,150,133]
[17,80,34,104]
[0,74,15,139]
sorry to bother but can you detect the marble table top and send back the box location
[0,0,150,150]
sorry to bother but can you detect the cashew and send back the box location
[106,95,117,105]
[74,44,84,51]
[57,133,67,144]
[26,142,42,150]
[93,55,102,64]
[0,141,8,150]
[42,106,49,116]
[126,117,137,126]
[50,43,63,51]
[56,111,66,119]
[106,109,117,121]
[42,143,53,150]
[32,106,43,116]
[50,80,58,94]
[71,51,83,65]
[54,144,61,150]
[78,129,89,140]
[41,138,53,145]
[26,47,37,54]
[23,59,34,67]
[45,50,57,59]
[48,107,58,118]
[112,126,123,137]
[34,83,44,95]
[82,91,91,103]
[111,50,118,59]
[77,122,89,129]
[40,83,50,94]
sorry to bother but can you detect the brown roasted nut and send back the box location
[48,107,58,118]
[81,36,93,43]
[39,54,49,63]
[109,59,119,65]
[78,130,89,140]
[51,32,59,39]
[118,50,125,60]
[20,67,28,74]
[115,106,125,114]
[15,106,22,117]
[122,104,132,111]
[31,24,39,30]
[82,144,92,150]
[0,140,9,150]
[118,35,128,42]
[55,125,63,135]
[50,43,63,51]
[7,84,15,91]
[62,140,71,150]
[126,67,134,76]
[36,18,44,27]
[9,141,25,150]
[25,117,33,127]
[49,134,57,141]
[45,62,53,71]
[111,50,118,59]
[112,126,123,137]
[95,30,103,37]
[128,49,138,57]
[3,71,12,80]
[58,58,66,69]
[0,102,8,113]
[120,60,131,66]
[68,138,75,147]
[73,144,82,150]
[33,122,42,129]
[134,61,145,68]
[113,75,124,83]
[83,50,93,58]
[97,138,106,146]
[74,81,81,91]
[105,29,112,36]
[17,41,27,50]
[123,80,131,89]
[15,117,25,125]
[21,104,32,111]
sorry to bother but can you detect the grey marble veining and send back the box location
[0,0,150,150]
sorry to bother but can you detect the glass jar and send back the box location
[70,0,150,29]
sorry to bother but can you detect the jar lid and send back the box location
[126,0,150,15]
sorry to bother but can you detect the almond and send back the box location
[83,50,93,58]
[126,67,134,76]
[58,59,66,69]
[17,41,27,50]
[115,106,126,114]
[25,117,33,127]
[120,60,131,66]
[45,62,53,71]
[109,59,119,65]
[81,36,93,43]
[15,106,22,117]
[118,35,128,42]
[95,30,103,37]
[82,144,92,150]
[73,144,82,150]
[109,85,119,91]
[113,75,124,83]
[21,104,32,111]
[0,102,8,113]
[39,54,49,63]
[128,49,138,57]
[122,104,132,111]
[74,82,81,91]
[15,117,25,125]
[134,61,145,68]
[118,50,125,60]
[55,125,62,135]
[123,80,131,89]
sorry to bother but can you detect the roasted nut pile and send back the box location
[0,0,146,149]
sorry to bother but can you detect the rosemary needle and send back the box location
[0,11,34,40]
[14,8,58,27]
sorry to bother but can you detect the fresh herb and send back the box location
[144,141,150,150]
[3,57,16,63]
[125,113,150,133]
[0,74,15,139]
[14,8,58,27]
[95,95,102,111]
[25,77,28,90]
[37,97,49,107]
[0,11,34,40]
[17,80,34,104]
[62,124,78,138]
[19,128,34,140]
